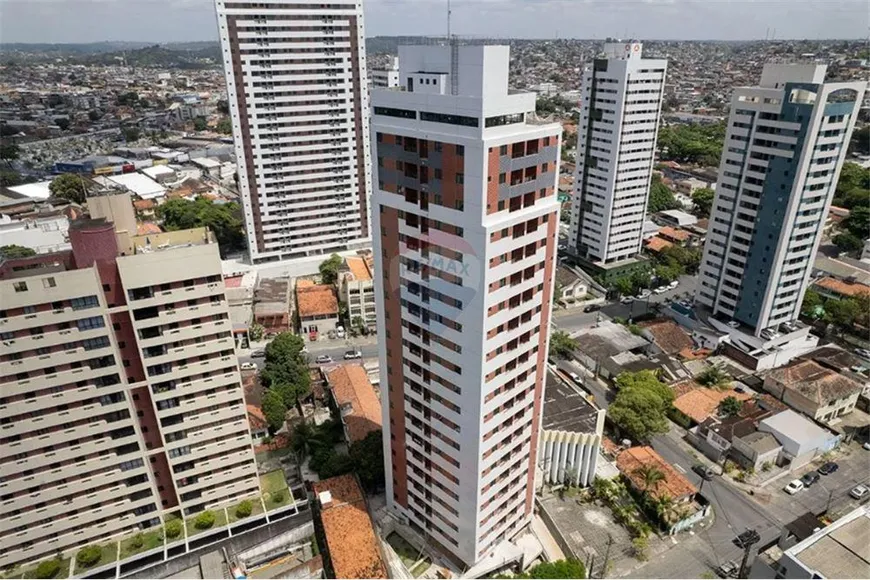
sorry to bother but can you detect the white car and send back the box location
[620,295,634,304]
[569,372,583,385]
[240,362,257,371]
[784,479,804,495]
[639,289,652,299]
[344,350,362,360]
[335,326,346,339]
[315,355,333,364]
[667,280,679,290]
[653,286,668,294]
[849,484,869,500]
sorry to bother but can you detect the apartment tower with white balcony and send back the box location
[215,0,373,263]
[371,44,562,567]
[0,219,259,570]
[695,64,865,336]
[569,42,667,267]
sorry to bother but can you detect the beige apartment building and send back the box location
[0,219,259,570]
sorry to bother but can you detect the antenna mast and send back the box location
[447,0,452,40]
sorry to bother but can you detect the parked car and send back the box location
[864,441,870,451]
[854,348,870,360]
[728,321,740,328]
[584,304,602,313]
[639,289,652,299]
[240,362,258,371]
[692,464,714,481]
[784,479,804,495]
[620,295,634,304]
[335,326,346,339]
[849,484,869,500]
[800,472,820,488]
[315,355,333,364]
[667,280,679,290]
[818,462,839,475]
[569,372,583,386]
[716,561,739,578]
[558,244,567,251]
[344,350,362,360]
[652,286,668,294]
[251,350,266,358]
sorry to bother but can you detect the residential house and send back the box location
[762,360,863,423]
[731,431,782,471]
[573,321,649,377]
[326,365,382,444]
[812,277,870,301]
[246,405,269,444]
[657,226,692,246]
[683,396,770,462]
[254,277,291,334]
[616,446,710,534]
[758,410,840,470]
[554,265,589,304]
[640,319,694,356]
[644,236,674,254]
[132,198,157,218]
[672,386,752,427]
[339,255,376,328]
[296,280,339,338]
[312,475,387,579]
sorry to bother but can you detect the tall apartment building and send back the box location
[371,44,562,567]
[696,64,865,336]
[215,0,373,264]
[371,56,400,89]
[569,42,667,268]
[0,219,259,570]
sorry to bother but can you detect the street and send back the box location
[600,274,698,321]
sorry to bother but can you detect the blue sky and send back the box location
[0,0,866,44]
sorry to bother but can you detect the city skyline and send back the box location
[0,0,867,44]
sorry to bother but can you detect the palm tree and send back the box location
[634,465,666,494]
[290,422,328,461]
[654,494,677,524]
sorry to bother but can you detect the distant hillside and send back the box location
[0,43,223,69]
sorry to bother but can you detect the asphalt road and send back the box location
[237,337,379,369]
[551,309,606,333]
[600,274,698,321]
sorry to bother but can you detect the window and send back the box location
[376,132,383,142]
[43,278,56,289]
[71,296,99,310]
[23,306,35,314]
[434,142,442,152]
[374,106,416,119]
[13,282,27,293]
[455,144,465,156]
[420,111,479,127]
[434,168,442,180]
[499,173,506,184]
[455,173,464,185]
[485,113,524,128]
[76,316,105,331]
[499,145,508,155]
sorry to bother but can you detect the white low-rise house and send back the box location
[555,265,589,304]
[338,255,376,328]
[105,172,166,200]
[758,410,840,470]
[0,213,70,254]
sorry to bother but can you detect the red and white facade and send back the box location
[215,0,373,263]
[371,44,561,567]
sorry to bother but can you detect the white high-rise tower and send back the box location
[371,44,562,567]
[569,42,667,268]
[215,0,373,263]
[696,64,865,336]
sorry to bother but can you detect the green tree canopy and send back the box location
[848,125,870,156]
[647,175,681,214]
[122,126,140,142]
[193,116,208,131]
[495,559,586,579]
[833,231,863,254]
[156,197,246,257]
[261,389,287,432]
[350,429,385,491]
[657,121,726,166]
[696,365,730,388]
[548,330,577,359]
[49,173,88,203]
[719,396,743,417]
[0,141,20,165]
[319,253,343,285]
[216,117,232,134]
[117,91,139,107]
[842,206,869,239]
[691,187,715,217]
[609,371,674,442]
[0,169,22,186]
[800,289,824,320]
[261,332,311,407]
[0,244,36,259]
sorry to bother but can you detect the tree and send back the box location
[657,121,726,166]
[801,289,824,319]
[217,100,230,115]
[350,430,385,491]
[261,390,287,433]
[156,197,246,257]
[117,91,139,107]
[261,332,311,407]
[843,206,869,239]
[691,187,715,217]
[54,117,70,131]
[825,297,862,330]
[319,253,343,285]
[613,276,635,297]
[0,169,22,186]
[719,396,743,417]
[0,142,20,167]
[34,560,61,579]
[548,330,577,359]
[609,371,674,442]
[249,323,265,342]
[88,109,102,121]
[696,365,730,388]
[216,117,232,134]
[193,117,208,132]
[122,126,141,142]
[235,500,253,518]
[75,546,101,568]
[194,510,215,529]
[49,173,88,204]
[495,559,586,579]
[647,175,681,213]
[849,125,870,156]
[634,465,666,493]
[0,245,35,259]
[833,232,863,254]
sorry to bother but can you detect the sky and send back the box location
[0,0,866,44]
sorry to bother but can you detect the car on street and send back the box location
[653,286,668,294]
[620,296,634,304]
[854,348,870,360]
[818,462,839,475]
[251,350,266,358]
[314,355,333,364]
[692,464,714,481]
[240,362,257,371]
[638,289,652,299]
[667,280,679,290]
[569,372,583,386]
[716,561,739,578]
[584,304,602,313]
[728,320,740,328]
[784,479,804,495]
[849,484,869,500]
[800,472,820,488]
[558,244,567,251]
[864,441,870,451]
[335,326,346,339]
[344,350,362,360]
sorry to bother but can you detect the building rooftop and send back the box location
[326,365,382,444]
[760,410,832,445]
[814,276,870,299]
[312,475,387,579]
[106,172,166,200]
[254,278,290,316]
[766,360,863,406]
[639,319,694,355]
[799,345,864,372]
[673,387,752,424]
[785,505,870,579]
[739,431,781,455]
[296,283,338,318]
[344,256,373,282]
[644,236,674,253]
[813,256,870,285]
[616,446,697,501]
[658,226,691,242]
[542,371,601,434]
[574,321,648,360]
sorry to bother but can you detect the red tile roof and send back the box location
[617,446,697,501]
[673,388,752,424]
[327,365,382,443]
[246,405,267,431]
[312,475,387,579]
[296,283,338,318]
[814,277,870,299]
[645,237,674,253]
[658,226,691,242]
[639,319,694,355]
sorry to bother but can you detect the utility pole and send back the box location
[737,528,761,579]
[825,488,834,514]
[601,534,614,579]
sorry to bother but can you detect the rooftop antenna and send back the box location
[447,0,452,40]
